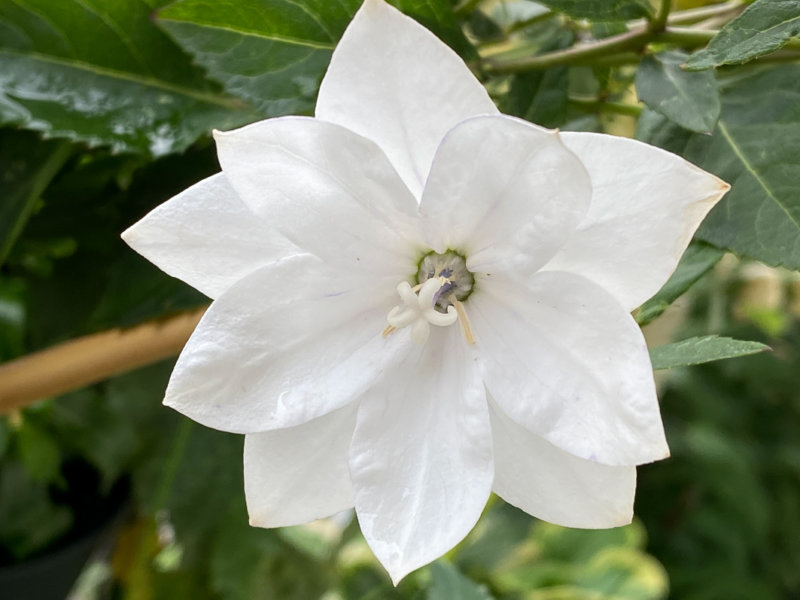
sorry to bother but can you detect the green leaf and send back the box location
[495,521,666,599]
[686,0,800,70]
[534,0,652,21]
[0,130,71,266]
[17,417,62,483]
[689,66,800,269]
[428,561,494,600]
[575,547,668,600]
[637,242,724,326]
[635,51,720,133]
[157,0,474,117]
[0,0,253,155]
[649,335,770,371]
[156,0,345,117]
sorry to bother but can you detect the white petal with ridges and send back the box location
[316,0,498,199]
[245,403,358,528]
[121,173,297,299]
[420,116,590,276]
[544,132,730,311]
[214,117,423,274]
[350,326,493,584]
[470,271,668,466]
[490,399,636,528]
[165,255,411,433]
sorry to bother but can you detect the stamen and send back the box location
[453,299,476,345]
[384,250,477,345]
[384,278,457,345]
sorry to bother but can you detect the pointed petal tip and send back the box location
[387,563,416,587]
[119,224,135,244]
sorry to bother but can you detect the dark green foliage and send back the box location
[637,242,724,326]
[1,0,800,597]
[636,51,720,133]
[639,319,800,599]
[637,66,800,271]
[534,0,652,21]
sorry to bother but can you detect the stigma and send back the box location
[383,250,476,345]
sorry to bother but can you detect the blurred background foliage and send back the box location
[1,0,799,598]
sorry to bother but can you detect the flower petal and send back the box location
[165,255,411,433]
[544,132,730,311]
[470,271,668,466]
[121,173,297,299]
[489,399,636,528]
[316,0,498,199]
[245,403,357,528]
[350,326,493,584]
[214,116,423,275]
[420,116,591,276]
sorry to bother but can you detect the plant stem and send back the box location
[650,0,672,32]
[506,10,558,34]
[0,307,206,413]
[665,1,743,25]
[484,27,652,73]
[569,97,643,117]
[483,25,724,73]
[0,141,72,266]
[655,26,716,46]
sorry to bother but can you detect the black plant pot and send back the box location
[0,459,129,600]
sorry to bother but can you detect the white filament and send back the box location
[386,277,457,344]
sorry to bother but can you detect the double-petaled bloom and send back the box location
[123,0,729,583]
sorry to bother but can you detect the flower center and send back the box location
[416,250,474,310]
[383,251,476,345]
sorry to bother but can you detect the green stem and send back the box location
[506,10,559,34]
[0,140,72,266]
[483,25,724,73]
[654,26,716,47]
[649,0,672,32]
[664,1,743,26]
[153,418,193,511]
[122,418,193,600]
[569,97,643,117]
[484,27,652,73]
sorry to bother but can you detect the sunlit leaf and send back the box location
[686,0,800,70]
[650,335,770,370]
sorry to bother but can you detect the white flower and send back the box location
[122,0,730,584]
